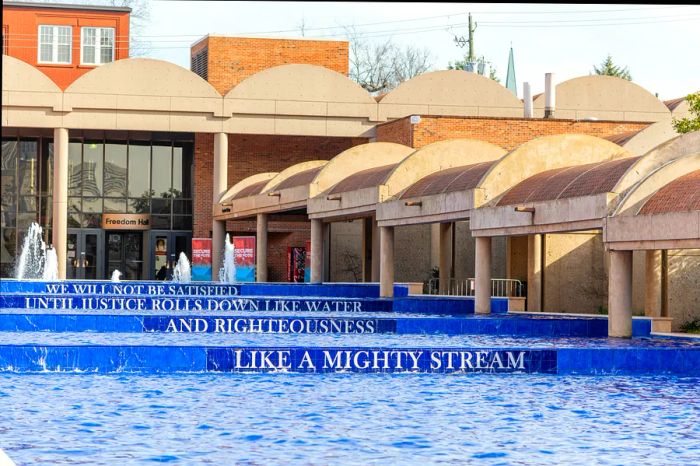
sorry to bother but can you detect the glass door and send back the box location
[150,231,191,280]
[106,232,143,280]
[67,229,104,279]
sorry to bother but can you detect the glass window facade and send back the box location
[1,131,194,278]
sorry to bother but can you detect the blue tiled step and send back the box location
[0,342,697,375]
[0,313,612,337]
[0,295,394,313]
[0,280,410,298]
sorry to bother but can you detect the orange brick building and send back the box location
[2,1,130,89]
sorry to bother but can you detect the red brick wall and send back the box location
[410,116,650,150]
[375,118,413,147]
[194,36,349,95]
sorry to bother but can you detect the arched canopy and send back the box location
[307,142,414,220]
[478,134,630,206]
[386,139,507,199]
[614,118,680,156]
[220,172,278,204]
[379,70,523,120]
[311,142,414,197]
[612,131,700,198]
[264,160,329,193]
[400,161,497,199]
[532,75,670,121]
[605,158,700,250]
[640,170,700,215]
[497,157,641,206]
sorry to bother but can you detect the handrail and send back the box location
[425,277,525,297]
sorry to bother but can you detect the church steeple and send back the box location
[506,45,517,97]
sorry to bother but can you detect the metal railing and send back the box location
[426,278,525,298]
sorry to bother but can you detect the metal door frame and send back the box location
[67,228,104,280]
[149,230,192,280]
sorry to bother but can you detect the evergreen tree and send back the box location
[593,55,632,81]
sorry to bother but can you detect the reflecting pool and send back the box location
[1,373,698,465]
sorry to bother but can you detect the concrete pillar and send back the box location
[361,217,372,282]
[527,234,543,312]
[439,222,453,294]
[322,222,331,281]
[430,224,440,270]
[310,219,324,284]
[211,220,226,281]
[608,249,633,338]
[379,226,395,298]
[475,236,492,314]
[661,250,669,317]
[644,250,662,317]
[211,132,228,279]
[52,128,68,279]
[371,217,380,282]
[256,213,268,282]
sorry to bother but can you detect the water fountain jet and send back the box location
[219,234,236,284]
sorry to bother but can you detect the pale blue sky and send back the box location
[144,1,700,100]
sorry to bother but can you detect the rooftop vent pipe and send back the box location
[544,73,555,118]
[523,82,533,118]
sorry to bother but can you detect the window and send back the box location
[38,25,72,64]
[81,27,114,65]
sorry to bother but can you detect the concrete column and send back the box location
[361,217,372,282]
[211,220,226,281]
[527,234,543,312]
[430,224,440,270]
[475,236,492,314]
[608,249,633,338]
[661,250,669,317]
[379,226,395,298]
[256,213,268,282]
[371,217,380,282]
[52,128,69,279]
[310,219,324,284]
[644,250,662,317]
[439,222,453,294]
[211,132,228,279]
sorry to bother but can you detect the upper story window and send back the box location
[38,25,72,64]
[81,27,114,65]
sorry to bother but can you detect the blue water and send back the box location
[0,373,698,465]
[1,331,699,348]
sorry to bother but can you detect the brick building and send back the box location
[2,1,130,89]
[2,2,688,286]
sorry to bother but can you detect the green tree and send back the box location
[672,92,700,134]
[593,54,632,81]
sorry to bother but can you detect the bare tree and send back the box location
[344,26,433,95]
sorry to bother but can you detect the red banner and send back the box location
[232,236,255,281]
[191,238,212,281]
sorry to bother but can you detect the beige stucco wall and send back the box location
[394,224,434,283]
[329,221,364,282]
[542,232,608,314]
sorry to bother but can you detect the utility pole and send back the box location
[454,13,479,72]
[467,13,476,63]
